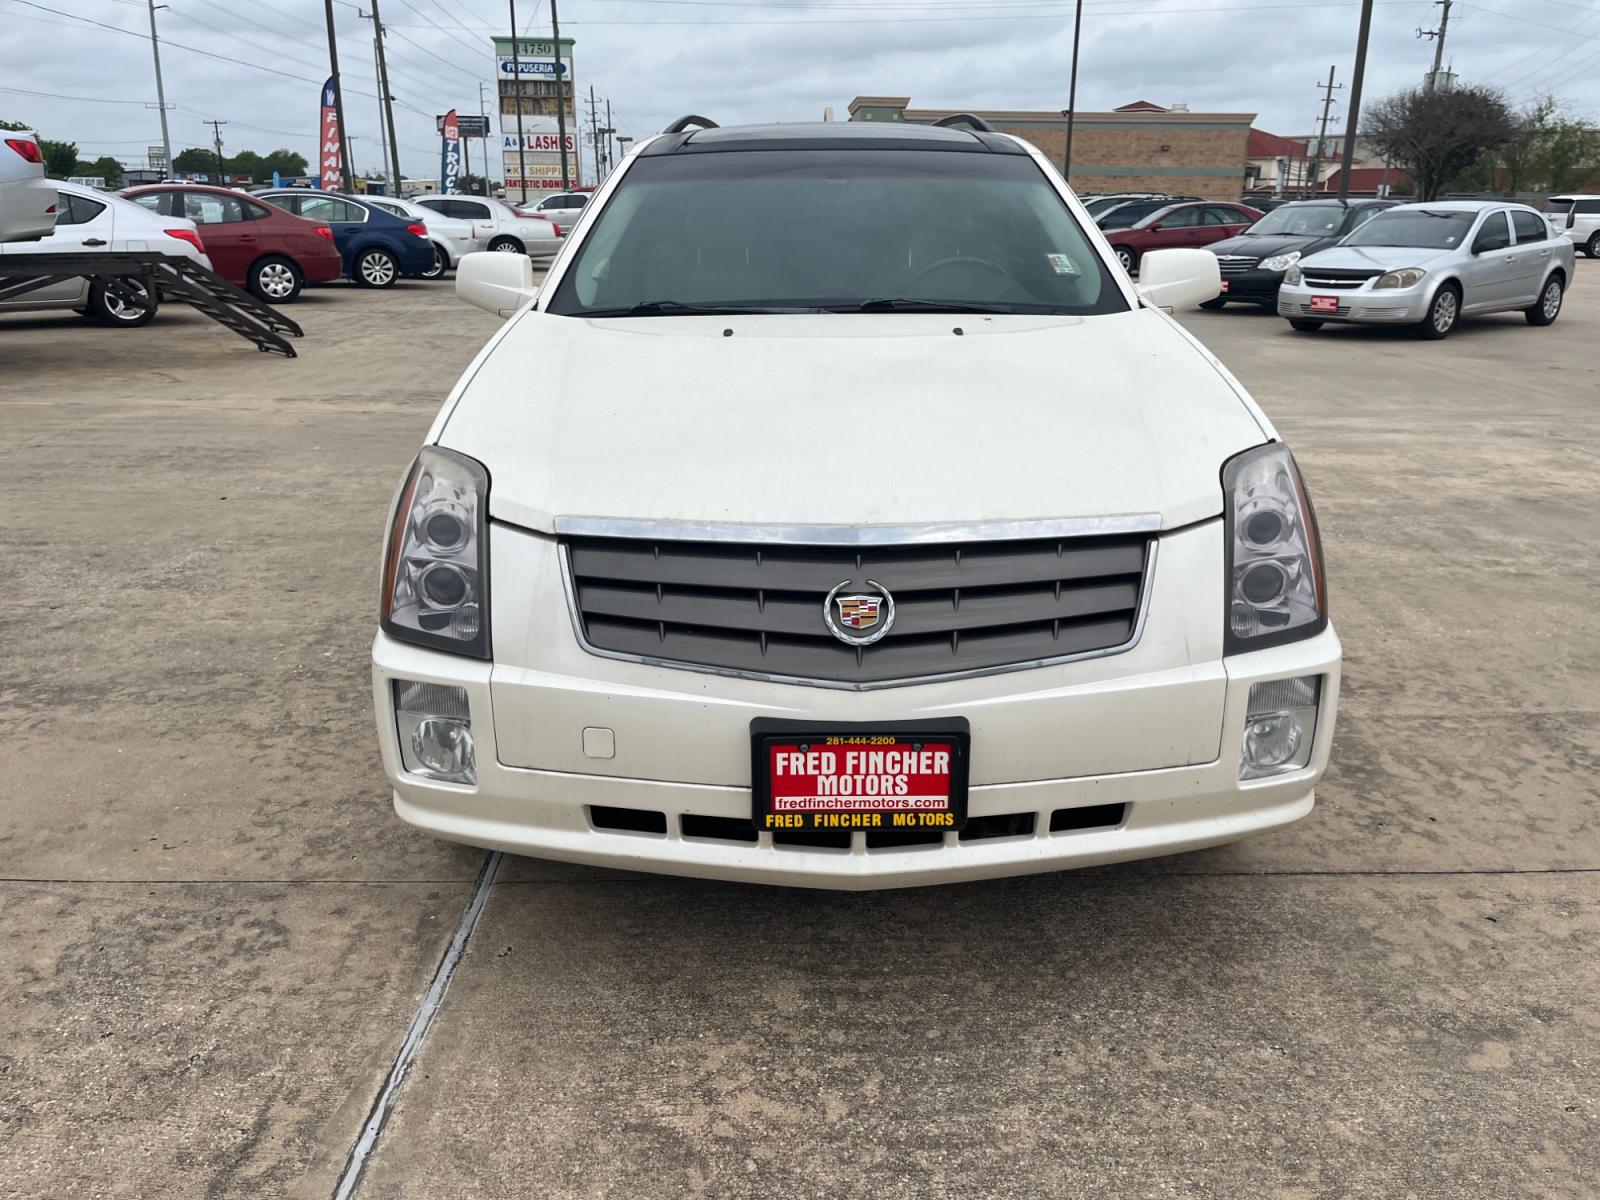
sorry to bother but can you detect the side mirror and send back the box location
[1134,247,1221,310]
[456,251,538,318]
[1147,222,1164,231]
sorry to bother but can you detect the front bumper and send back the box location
[372,557,1342,889]
[1277,280,1429,324]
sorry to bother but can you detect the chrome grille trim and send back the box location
[557,532,1160,692]
[553,513,1163,546]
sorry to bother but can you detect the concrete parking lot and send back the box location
[4,267,1597,1198]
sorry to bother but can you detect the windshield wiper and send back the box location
[581,300,814,317]
[846,298,1018,314]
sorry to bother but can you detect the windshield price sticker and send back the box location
[762,740,958,832]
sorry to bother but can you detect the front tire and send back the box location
[1525,275,1564,326]
[1287,318,1323,333]
[488,235,524,254]
[86,278,157,327]
[420,244,449,280]
[1586,232,1599,258]
[355,247,399,289]
[249,256,303,304]
[1113,245,1137,273]
[1416,284,1459,340]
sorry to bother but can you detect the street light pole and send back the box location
[1338,0,1375,202]
[145,0,174,178]
[1062,0,1084,183]
[551,0,570,190]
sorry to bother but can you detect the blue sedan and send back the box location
[255,190,436,287]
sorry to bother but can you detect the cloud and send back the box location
[2,0,1595,181]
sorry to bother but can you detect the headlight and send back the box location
[1223,443,1327,654]
[1259,250,1301,273]
[1374,267,1425,289]
[381,446,491,659]
[1283,264,1302,285]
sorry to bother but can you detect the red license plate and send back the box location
[1309,294,1339,313]
[1220,280,1230,292]
[751,721,969,833]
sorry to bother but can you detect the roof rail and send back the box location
[662,114,719,133]
[932,113,996,133]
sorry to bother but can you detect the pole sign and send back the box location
[495,57,569,78]
[439,108,462,194]
[319,77,344,191]
[440,114,491,138]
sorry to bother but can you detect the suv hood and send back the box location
[1299,245,1457,271]
[439,309,1268,533]
[1208,232,1332,259]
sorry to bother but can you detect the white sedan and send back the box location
[0,180,210,326]
[363,194,484,279]
[411,194,560,256]
[0,129,57,243]
[372,118,1339,891]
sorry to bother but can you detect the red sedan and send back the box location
[1103,201,1263,274]
[122,183,344,303]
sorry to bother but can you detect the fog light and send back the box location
[393,680,476,784]
[1240,675,1319,780]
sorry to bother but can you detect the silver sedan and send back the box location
[1277,200,1575,339]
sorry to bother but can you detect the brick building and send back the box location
[848,97,1254,200]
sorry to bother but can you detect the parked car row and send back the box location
[1188,196,1579,339]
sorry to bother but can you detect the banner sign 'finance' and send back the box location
[319,77,343,191]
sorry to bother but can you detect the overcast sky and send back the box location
[3,0,1598,182]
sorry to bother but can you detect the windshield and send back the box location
[1245,205,1347,237]
[545,150,1125,317]
[1342,209,1476,249]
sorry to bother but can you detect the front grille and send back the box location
[563,532,1152,686]
[1215,255,1258,276]
[1300,267,1381,290]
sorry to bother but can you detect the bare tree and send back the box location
[1363,85,1515,201]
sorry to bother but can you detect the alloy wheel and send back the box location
[360,252,397,286]
[1432,290,1457,335]
[1542,280,1562,321]
[103,282,152,321]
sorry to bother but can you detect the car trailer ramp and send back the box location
[0,251,303,356]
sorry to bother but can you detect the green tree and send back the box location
[172,147,219,176]
[1363,84,1516,201]
[262,148,309,178]
[228,150,266,181]
[80,155,124,187]
[0,118,27,131]
[38,138,78,178]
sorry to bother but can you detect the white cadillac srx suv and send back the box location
[372,117,1341,890]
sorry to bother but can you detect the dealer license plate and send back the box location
[750,718,970,834]
[1309,294,1339,314]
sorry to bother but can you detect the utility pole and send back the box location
[322,0,354,190]
[478,80,492,195]
[587,85,599,187]
[360,1,403,194]
[1061,0,1084,182]
[508,0,527,203]
[551,0,570,189]
[1339,0,1376,202]
[205,118,227,184]
[1308,66,1342,198]
[1419,0,1453,92]
[145,0,174,178]
[603,98,615,180]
